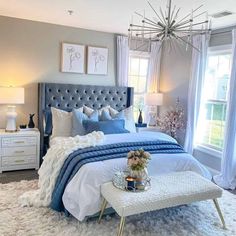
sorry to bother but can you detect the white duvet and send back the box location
[62,132,211,221]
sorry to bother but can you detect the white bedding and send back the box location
[62,132,211,221]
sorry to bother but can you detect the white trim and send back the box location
[208,44,232,55]
[195,144,222,159]
[129,50,150,59]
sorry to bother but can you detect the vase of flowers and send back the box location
[157,98,184,140]
[127,149,151,181]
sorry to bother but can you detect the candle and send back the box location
[126,176,136,191]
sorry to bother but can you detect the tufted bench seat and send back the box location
[98,171,225,236]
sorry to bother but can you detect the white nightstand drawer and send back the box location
[2,146,36,157]
[2,156,36,166]
[2,137,37,147]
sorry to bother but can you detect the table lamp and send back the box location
[0,87,24,132]
[145,93,163,126]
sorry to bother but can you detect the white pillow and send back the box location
[83,105,111,116]
[109,106,136,133]
[51,107,83,138]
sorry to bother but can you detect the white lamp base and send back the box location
[148,111,157,126]
[5,106,17,132]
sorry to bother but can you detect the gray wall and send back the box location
[0,16,116,128]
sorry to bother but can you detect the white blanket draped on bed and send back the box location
[62,132,211,221]
[19,132,104,207]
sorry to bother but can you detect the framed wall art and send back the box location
[87,46,108,75]
[61,43,85,73]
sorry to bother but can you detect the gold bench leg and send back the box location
[98,198,108,224]
[117,216,125,236]
[213,198,227,229]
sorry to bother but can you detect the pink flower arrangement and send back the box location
[157,98,185,139]
[127,149,151,171]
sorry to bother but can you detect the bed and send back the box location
[36,82,211,222]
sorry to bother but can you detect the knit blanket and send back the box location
[19,132,105,207]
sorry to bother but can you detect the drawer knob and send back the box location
[14,150,25,154]
[14,160,25,163]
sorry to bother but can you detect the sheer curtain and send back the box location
[184,34,210,154]
[213,30,236,190]
[147,42,162,93]
[117,35,129,87]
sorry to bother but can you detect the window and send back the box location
[197,46,232,151]
[128,51,150,120]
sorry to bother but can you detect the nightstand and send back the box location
[136,126,161,133]
[0,129,40,173]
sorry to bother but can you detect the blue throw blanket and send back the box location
[50,140,185,212]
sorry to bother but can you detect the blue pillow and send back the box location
[83,119,129,135]
[100,110,125,121]
[72,109,99,136]
[44,109,52,135]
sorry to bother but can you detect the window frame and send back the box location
[195,44,232,153]
[128,50,150,95]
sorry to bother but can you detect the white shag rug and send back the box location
[0,180,236,236]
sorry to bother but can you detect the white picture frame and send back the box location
[61,43,85,73]
[87,46,108,75]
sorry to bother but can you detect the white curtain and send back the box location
[147,42,162,93]
[213,30,236,190]
[117,35,129,87]
[184,34,210,154]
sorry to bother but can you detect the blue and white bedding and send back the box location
[61,131,211,221]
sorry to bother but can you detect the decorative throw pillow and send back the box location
[51,107,82,138]
[100,109,125,121]
[83,119,129,135]
[109,106,136,133]
[72,109,99,136]
[83,105,110,116]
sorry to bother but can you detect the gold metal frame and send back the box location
[213,198,227,229]
[98,197,226,235]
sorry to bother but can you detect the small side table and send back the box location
[0,129,40,173]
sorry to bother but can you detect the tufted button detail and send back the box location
[57,89,61,93]
[71,97,74,100]
[48,89,52,92]
[75,104,78,107]
[66,90,70,93]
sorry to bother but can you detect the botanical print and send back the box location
[87,46,108,75]
[61,43,85,73]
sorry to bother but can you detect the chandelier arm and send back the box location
[160,7,167,25]
[167,0,172,26]
[147,1,166,25]
[173,34,200,52]
[176,20,208,30]
[193,11,207,19]
[173,8,180,22]
[135,31,163,36]
[170,5,176,24]
[175,4,203,26]
[130,24,161,30]
[135,12,159,26]
[173,19,191,29]
[143,20,163,29]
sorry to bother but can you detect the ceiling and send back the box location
[0,0,236,34]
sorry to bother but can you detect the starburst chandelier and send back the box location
[128,0,211,51]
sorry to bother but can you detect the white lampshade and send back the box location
[0,87,24,104]
[145,93,163,106]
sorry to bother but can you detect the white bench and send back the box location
[98,171,225,236]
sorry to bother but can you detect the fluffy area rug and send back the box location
[0,180,236,236]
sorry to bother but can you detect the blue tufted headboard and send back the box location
[38,83,134,160]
